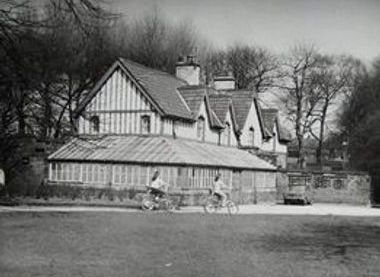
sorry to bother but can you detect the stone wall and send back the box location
[5,137,63,196]
[282,171,371,205]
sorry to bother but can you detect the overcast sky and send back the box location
[111,0,379,63]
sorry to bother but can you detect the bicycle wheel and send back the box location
[203,201,217,214]
[141,196,155,211]
[226,200,238,215]
[163,199,176,212]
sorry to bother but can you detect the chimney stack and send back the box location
[213,73,235,90]
[175,55,200,86]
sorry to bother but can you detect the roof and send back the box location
[231,90,256,130]
[262,108,292,142]
[178,86,224,129]
[49,135,276,171]
[261,109,277,133]
[208,94,231,123]
[178,86,207,116]
[76,58,193,121]
[277,123,292,142]
[119,58,193,119]
[230,90,272,139]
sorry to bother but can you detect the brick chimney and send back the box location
[213,73,235,90]
[175,55,200,86]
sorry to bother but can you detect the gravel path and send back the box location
[1,203,379,217]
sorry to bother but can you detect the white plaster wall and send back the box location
[220,109,237,147]
[239,101,263,148]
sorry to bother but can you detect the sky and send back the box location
[111,0,380,63]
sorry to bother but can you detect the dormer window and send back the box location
[141,115,151,134]
[90,116,100,133]
[249,127,255,146]
[197,116,205,141]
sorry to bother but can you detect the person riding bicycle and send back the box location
[212,173,229,206]
[148,170,168,201]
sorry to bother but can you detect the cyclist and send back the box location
[148,170,168,201]
[212,173,229,206]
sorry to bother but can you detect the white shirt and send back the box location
[151,177,165,190]
[213,179,225,193]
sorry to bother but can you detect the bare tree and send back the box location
[307,55,358,166]
[0,0,117,186]
[123,9,198,74]
[227,44,278,91]
[277,45,319,168]
[204,44,278,91]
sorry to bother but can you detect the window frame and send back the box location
[89,115,100,133]
[141,115,151,134]
[197,116,205,141]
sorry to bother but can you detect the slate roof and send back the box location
[208,94,231,123]
[262,108,292,142]
[178,86,207,116]
[178,86,224,128]
[230,90,255,131]
[119,58,193,120]
[75,58,193,121]
[49,135,276,171]
[261,109,277,133]
[229,90,272,139]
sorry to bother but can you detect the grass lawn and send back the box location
[0,212,379,277]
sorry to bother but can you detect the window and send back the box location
[90,116,100,133]
[197,116,205,141]
[51,163,57,181]
[249,127,255,146]
[141,115,151,134]
[272,132,277,152]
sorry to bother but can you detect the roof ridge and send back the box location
[118,57,187,83]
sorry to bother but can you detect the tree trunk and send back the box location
[316,101,329,167]
[296,94,305,169]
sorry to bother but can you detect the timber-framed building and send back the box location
[48,56,291,203]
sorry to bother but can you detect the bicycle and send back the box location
[141,187,176,212]
[203,190,239,215]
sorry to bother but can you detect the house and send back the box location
[48,56,290,204]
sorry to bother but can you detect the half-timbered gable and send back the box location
[78,67,162,135]
[76,58,194,136]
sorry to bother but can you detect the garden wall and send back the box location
[283,171,371,205]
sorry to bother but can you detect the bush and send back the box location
[33,183,149,205]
